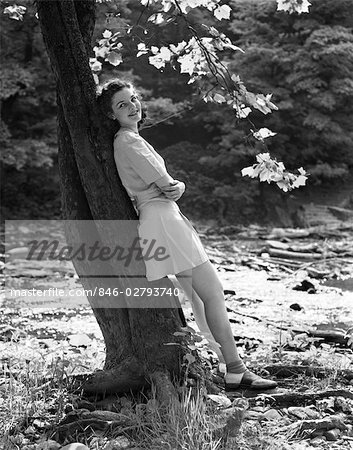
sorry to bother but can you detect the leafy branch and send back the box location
[3,0,312,192]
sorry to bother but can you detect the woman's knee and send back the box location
[195,261,223,290]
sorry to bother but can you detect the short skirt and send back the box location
[137,199,209,281]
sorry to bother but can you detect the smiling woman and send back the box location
[96,78,278,392]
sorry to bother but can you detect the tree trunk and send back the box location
[37,0,190,395]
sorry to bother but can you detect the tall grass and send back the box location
[130,383,224,450]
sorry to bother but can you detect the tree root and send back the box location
[148,370,179,405]
[52,411,133,444]
[249,389,353,408]
[75,364,148,395]
[263,364,353,382]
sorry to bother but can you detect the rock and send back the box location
[32,418,50,429]
[287,407,307,420]
[60,444,90,450]
[335,396,352,414]
[324,428,341,441]
[102,436,131,449]
[289,303,303,311]
[24,426,36,435]
[245,410,263,420]
[37,440,61,449]
[68,334,91,347]
[261,409,282,421]
[346,424,353,437]
[293,279,316,293]
[310,437,326,447]
[303,407,320,419]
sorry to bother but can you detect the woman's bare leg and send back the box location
[171,276,225,363]
[175,260,278,389]
[175,261,245,369]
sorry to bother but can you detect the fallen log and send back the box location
[249,390,353,408]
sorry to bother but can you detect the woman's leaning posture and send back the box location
[96,78,278,391]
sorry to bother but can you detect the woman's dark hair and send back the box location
[96,78,146,129]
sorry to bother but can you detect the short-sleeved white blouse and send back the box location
[114,130,169,211]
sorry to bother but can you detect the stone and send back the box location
[303,407,320,419]
[37,440,61,450]
[245,410,263,420]
[102,436,131,449]
[287,407,307,420]
[60,444,90,450]
[310,437,326,447]
[324,428,341,441]
[261,409,282,421]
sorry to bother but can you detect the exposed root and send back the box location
[148,370,179,405]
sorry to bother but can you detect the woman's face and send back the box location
[111,87,142,128]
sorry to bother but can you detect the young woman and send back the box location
[97,78,277,391]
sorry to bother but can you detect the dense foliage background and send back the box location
[1,0,353,224]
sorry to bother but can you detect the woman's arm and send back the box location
[155,174,185,202]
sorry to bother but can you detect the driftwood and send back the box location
[263,365,353,382]
[248,390,353,408]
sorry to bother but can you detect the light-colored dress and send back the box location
[114,129,209,281]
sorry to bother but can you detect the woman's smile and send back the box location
[111,87,142,131]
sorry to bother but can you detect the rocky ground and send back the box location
[1,221,352,449]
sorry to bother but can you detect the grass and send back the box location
[1,310,351,449]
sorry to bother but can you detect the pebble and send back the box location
[261,409,282,421]
[303,407,320,419]
[245,410,263,420]
[287,407,307,420]
[102,436,131,449]
[346,424,353,437]
[310,437,326,447]
[37,440,61,450]
[61,444,90,450]
[324,428,341,441]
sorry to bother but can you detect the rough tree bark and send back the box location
[36,0,205,398]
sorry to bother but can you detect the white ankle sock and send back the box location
[224,371,246,384]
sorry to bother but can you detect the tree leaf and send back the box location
[214,93,226,103]
[102,29,112,39]
[207,394,232,407]
[106,51,123,66]
[214,5,231,21]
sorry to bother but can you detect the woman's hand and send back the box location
[161,180,185,202]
